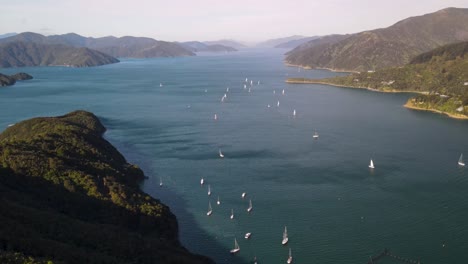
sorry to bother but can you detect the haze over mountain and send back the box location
[179,41,237,52]
[256,35,310,48]
[0,33,17,39]
[274,36,321,49]
[0,32,195,58]
[0,41,119,68]
[285,7,468,72]
[203,39,247,49]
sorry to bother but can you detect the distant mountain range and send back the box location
[0,32,195,58]
[0,41,119,67]
[0,33,17,39]
[179,41,237,52]
[256,35,309,48]
[285,7,468,72]
[203,39,247,49]
[274,36,320,49]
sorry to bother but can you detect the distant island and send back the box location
[285,8,468,72]
[0,72,33,86]
[0,111,214,263]
[287,41,468,119]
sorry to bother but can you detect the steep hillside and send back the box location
[285,8,468,72]
[0,111,214,263]
[256,35,308,48]
[287,41,468,119]
[275,36,320,49]
[0,41,119,68]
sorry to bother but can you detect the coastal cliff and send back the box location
[0,111,214,263]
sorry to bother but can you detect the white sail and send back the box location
[287,248,293,264]
[159,83,163,87]
[282,226,289,245]
[282,89,285,95]
[245,232,251,239]
[217,196,221,205]
[230,238,240,253]
[208,185,211,196]
[369,159,375,169]
[219,149,224,158]
[214,114,217,120]
[207,201,212,216]
[277,101,280,107]
[230,209,234,219]
[241,192,246,199]
[293,109,296,117]
[159,177,163,187]
[458,153,465,166]
[247,199,253,212]
[200,178,204,185]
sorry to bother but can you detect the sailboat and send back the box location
[245,232,252,239]
[230,209,234,219]
[159,83,163,87]
[313,130,319,139]
[458,153,465,166]
[250,80,253,86]
[282,89,285,95]
[241,192,246,199]
[277,101,280,107]
[200,177,204,185]
[258,81,260,85]
[273,90,276,94]
[207,201,213,216]
[219,149,224,158]
[226,87,229,92]
[287,248,293,264]
[159,177,163,187]
[267,104,271,108]
[230,238,240,254]
[369,159,375,169]
[247,199,253,212]
[214,114,218,120]
[245,78,248,82]
[217,196,221,205]
[293,109,296,117]
[244,84,247,89]
[282,226,289,245]
[208,185,211,196]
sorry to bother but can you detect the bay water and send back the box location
[1,49,468,263]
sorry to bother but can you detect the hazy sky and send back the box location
[1,0,467,43]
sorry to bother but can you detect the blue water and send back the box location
[1,49,468,264]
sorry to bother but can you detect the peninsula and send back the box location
[287,41,468,120]
[0,111,214,263]
[0,72,33,86]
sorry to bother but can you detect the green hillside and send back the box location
[0,111,213,264]
[287,41,468,119]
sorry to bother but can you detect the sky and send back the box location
[1,0,467,44]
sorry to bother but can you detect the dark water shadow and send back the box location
[102,121,249,264]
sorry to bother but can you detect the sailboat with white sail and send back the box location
[313,130,319,139]
[247,199,253,212]
[206,201,213,216]
[458,153,465,166]
[219,149,224,158]
[369,159,375,169]
[230,209,234,219]
[207,185,211,196]
[282,226,289,245]
[200,177,204,185]
[287,248,293,264]
[217,196,221,205]
[230,238,240,254]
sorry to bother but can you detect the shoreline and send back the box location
[286,79,429,95]
[287,78,468,121]
[404,102,468,120]
[284,62,358,73]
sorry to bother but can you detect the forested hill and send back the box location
[0,110,214,264]
[287,41,468,119]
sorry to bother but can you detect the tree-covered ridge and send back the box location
[287,41,468,119]
[0,110,214,263]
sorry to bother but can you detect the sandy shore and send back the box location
[404,102,468,120]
